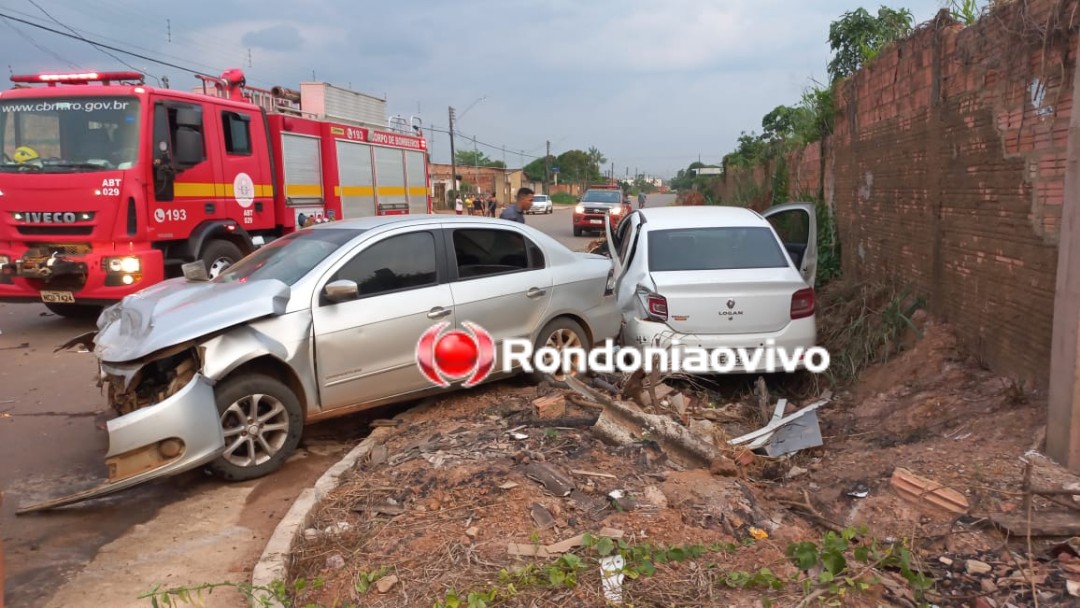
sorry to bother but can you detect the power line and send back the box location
[25,0,149,79]
[0,10,206,76]
[0,18,80,69]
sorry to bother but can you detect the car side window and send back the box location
[330,231,438,299]
[453,228,538,279]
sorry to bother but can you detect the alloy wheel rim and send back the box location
[220,393,290,467]
[208,257,232,278]
[545,328,584,382]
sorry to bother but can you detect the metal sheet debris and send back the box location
[762,410,823,456]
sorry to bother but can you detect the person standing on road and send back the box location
[487,193,497,217]
[499,187,533,223]
[638,191,647,208]
[455,195,464,215]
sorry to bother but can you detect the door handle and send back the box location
[427,307,452,319]
[526,287,547,298]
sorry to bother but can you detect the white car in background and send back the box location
[528,194,554,214]
[604,204,818,372]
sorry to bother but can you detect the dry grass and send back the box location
[813,278,926,390]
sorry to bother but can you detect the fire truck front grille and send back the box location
[17,226,94,236]
[43,274,88,291]
[43,243,92,256]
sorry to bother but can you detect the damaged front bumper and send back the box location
[16,372,225,514]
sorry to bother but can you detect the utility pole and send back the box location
[448,106,458,200]
[544,140,551,195]
[610,162,615,182]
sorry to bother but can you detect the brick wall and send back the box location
[715,1,1079,387]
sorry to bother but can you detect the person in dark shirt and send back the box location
[499,187,534,223]
[486,194,497,217]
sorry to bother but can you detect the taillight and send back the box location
[646,293,668,321]
[790,287,815,319]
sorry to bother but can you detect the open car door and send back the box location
[762,202,818,286]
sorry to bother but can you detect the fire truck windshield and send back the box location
[0,96,140,173]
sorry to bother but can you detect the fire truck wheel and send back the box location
[207,373,304,482]
[44,302,104,320]
[200,240,244,279]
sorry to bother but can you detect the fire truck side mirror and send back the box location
[174,128,203,169]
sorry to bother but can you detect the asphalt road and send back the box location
[0,191,674,607]
[522,191,674,249]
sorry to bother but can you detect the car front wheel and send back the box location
[526,317,589,385]
[206,374,304,481]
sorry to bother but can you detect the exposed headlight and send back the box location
[106,256,141,273]
[610,206,623,214]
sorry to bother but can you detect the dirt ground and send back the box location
[284,281,1080,608]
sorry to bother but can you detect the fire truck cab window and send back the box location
[221,111,252,156]
[152,101,206,165]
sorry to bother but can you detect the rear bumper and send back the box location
[0,243,164,304]
[620,316,819,374]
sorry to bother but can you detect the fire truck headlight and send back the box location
[122,274,135,285]
[119,257,141,273]
[12,212,22,220]
[0,256,9,266]
[105,256,141,273]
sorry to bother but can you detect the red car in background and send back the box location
[572,187,631,236]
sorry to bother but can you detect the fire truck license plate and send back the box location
[41,290,75,304]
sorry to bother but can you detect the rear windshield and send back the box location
[647,227,789,271]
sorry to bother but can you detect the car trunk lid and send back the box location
[649,269,805,335]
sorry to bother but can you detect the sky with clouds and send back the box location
[0,0,951,177]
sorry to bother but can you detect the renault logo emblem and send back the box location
[726,299,735,309]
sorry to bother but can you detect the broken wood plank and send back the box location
[570,469,618,480]
[591,396,733,471]
[530,503,557,529]
[890,467,969,514]
[533,394,567,419]
[989,511,1080,537]
[522,463,575,497]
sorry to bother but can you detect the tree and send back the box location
[523,155,553,182]
[556,149,596,183]
[454,149,503,167]
[586,146,607,176]
[827,6,914,82]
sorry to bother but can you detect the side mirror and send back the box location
[324,279,359,303]
[174,128,203,169]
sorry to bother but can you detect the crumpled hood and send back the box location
[94,277,291,363]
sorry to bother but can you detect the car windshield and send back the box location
[534,195,549,201]
[0,96,141,172]
[214,228,363,285]
[648,227,789,271]
[581,190,622,203]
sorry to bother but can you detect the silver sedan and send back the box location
[20,215,620,512]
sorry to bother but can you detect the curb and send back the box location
[249,424,396,607]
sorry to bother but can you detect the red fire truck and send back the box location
[0,69,431,317]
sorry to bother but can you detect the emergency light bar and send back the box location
[10,71,145,85]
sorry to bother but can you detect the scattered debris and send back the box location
[989,512,1080,537]
[533,394,566,419]
[352,502,405,517]
[570,469,617,480]
[370,419,403,427]
[530,503,556,529]
[523,463,575,497]
[890,467,969,514]
[600,555,626,604]
[966,559,993,575]
[375,574,399,594]
[325,554,345,570]
[846,483,870,499]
